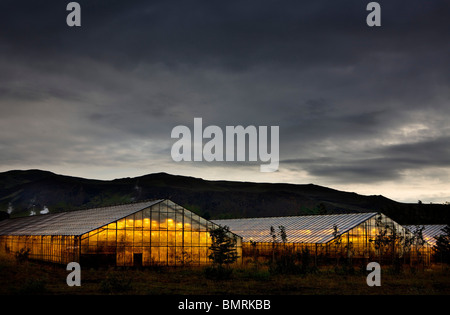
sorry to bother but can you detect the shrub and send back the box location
[269,247,317,275]
[208,226,239,267]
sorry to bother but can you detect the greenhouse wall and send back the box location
[0,235,79,264]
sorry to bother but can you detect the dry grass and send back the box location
[1,252,449,295]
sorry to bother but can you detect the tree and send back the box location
[369,215,409,267]
[268,225,302,274]
[410,225,426,266]
[208,225,239,268]
[433,225,450,264]
[269,225,277,262]
[15,248,30,264]
[269,225,287,261]
[278,225,287,243]
[369,214,390,263]
[249,240,260,270]
[332,224,342,266]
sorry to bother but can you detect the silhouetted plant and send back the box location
[278,226,287,243]
[369,215,410,268]
[208,225,239,267]
[176,250,193,266]
[267,226,316,275]
[15,248,30,264]
[434,225,450,264]
[249,240,260,270]
[206,225,239,280]
[332,224,342,267]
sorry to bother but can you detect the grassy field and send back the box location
[0,252,449,295]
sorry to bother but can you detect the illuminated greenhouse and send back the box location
[213,212,432,265]
[405,224,448,262]
[0,199,242,267]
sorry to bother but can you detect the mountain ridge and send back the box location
[0,169,449,225]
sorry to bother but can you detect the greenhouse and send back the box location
[0,199,242,267]
[213,212,432,264]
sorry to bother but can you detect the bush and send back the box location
[434,225,450,264]
[208,226,239,267]
[15,248,30,264]
[269,248,317,275]
[269,249,302,275]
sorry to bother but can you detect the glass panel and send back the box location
[117,218,126,230]
[143,218,151,230]
[134,211,143,228]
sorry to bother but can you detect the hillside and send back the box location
[0,169,449,225]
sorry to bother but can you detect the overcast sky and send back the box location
[1,0,449,203]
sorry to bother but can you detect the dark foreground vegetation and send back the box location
[1,252,449,295]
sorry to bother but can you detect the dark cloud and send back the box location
[0,0,449,201]
[282,135,450,184]
[381,136,450,166]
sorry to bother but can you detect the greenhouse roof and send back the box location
[213,212,378,244]
[405,224,448,247]
[0,199,164,236]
